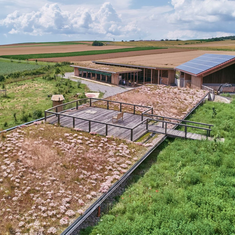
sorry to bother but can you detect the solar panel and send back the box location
[176,54,235,75]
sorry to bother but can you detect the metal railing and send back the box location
[45,98,152,141]
[202,85,215,101]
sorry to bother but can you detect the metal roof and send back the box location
[176,54,235,76]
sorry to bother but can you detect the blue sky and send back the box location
[0,0,235,45]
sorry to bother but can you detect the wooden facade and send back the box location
[203,63,235,84]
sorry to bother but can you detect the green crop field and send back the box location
[82,100,235,235]
[0,60,46,75]
[0,47,166,60]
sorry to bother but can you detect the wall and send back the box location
[191,76,202,89]
[203,63,235,84]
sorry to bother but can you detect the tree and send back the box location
[0,75,5,82]
[92,41,104,46]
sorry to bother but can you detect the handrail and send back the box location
[143,113,213,128]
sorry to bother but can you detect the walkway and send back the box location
[64,72,132,98]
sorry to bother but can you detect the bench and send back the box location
[112,112,124,123]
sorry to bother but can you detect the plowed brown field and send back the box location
[35,48,193,63]
[0,44,132,56]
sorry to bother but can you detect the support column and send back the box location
[137,72,138,84]
[151,69,153,84]
[95,73,97,80]
[158,70,160,84]
[143,69,145,84]
[105,75,108,82]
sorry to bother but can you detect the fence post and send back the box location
[131,129,133,141]
[165,122,167,134]
[97,206,101,217]
[146,119,149,130]
[209,126,211,137]
[141,113,143,121]
[151,108,153,114]
[76,101,78,110]
[106,124,108,136]
[120,103,122,112]
[58,114,60,126]
[134,105,136,114]
[185,126,187,138]
[56,107,58,113]
[44,111,47,122]
[73,117,75,128]
[89,121,91,132]
[90,98,92,107]
[162,118,164,128]
[107,101,109,110]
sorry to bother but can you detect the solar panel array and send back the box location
[176,54,235,75]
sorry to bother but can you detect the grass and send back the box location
[0,77,87,130]
[81,99,235,235]
[0,59,45,75]
[0,47,166,60]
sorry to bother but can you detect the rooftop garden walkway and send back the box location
[45,98,216,142]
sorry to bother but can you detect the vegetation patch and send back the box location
[0,60,44,76]
[0,77,87,130]
[81,99,235,235]
[0,124,146,234]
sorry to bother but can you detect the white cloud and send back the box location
[168,0,235,34]
[0,2,143,39]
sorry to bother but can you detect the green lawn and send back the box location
[81,100,235,235]
[0,47,166,60]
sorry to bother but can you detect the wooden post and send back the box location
[146,119,149,130]
[107,101,109,110]
[185,126,187,138]
[165,122,167,134]
[106,75,108,82]
[162,118,164,128]
[73,117,75,128]
[131,129,133,141]
[106,125,108,136]
[44,111,47,122]
[88,121,91,132]
[134,105,136,114]
[76,101,78,110]
[56,107,58,113]
[90,98,92,107]
[58,114,60,126]
[97,206,101,217]
[120,103,122,112]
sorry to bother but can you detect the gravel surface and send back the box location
[64,72,132,98]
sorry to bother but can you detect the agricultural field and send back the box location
[0,77,87,130]
[0,59,46,76]
[35,48,191,63]
[97,50,235,69]
[0,124,146,234]
[0,47,165,61]
[82,99,235,235]
[0,43,132,56]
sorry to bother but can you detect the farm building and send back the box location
[71,51,235,90]
[176,54,235,90]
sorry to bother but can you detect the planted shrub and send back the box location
[0,75,5,82]
[33,110,43,119]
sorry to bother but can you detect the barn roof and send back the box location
[176,54,235,77]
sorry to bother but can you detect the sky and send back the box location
[0,0,235,45]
